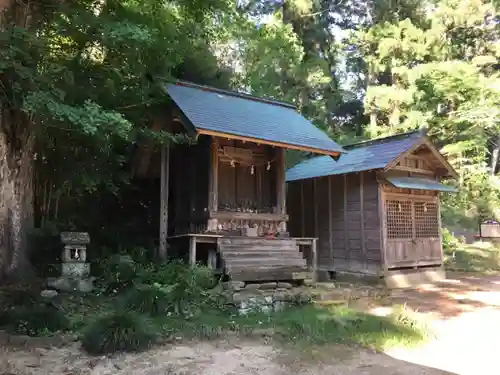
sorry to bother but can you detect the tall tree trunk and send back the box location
[490,134,500,175]
[0,108,34,279]
[0,1,35,279]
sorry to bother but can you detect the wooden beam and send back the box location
[392,165,435,176]
[197,129,341,157]
[276,148,286,215]
[159,144,170,261]
[210,211,288,221]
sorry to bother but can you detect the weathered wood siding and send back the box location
[287,171,382,275]
[217,139,276,212]
[170,136,210,235]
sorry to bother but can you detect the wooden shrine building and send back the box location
[157,81,346,282]
[286,131,458,288]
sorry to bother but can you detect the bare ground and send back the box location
[3,272,500,375]
[0,338,450,375]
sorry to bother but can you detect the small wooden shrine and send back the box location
[286,130,458,288]
[154,81,345,282]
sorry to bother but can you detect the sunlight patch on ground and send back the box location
[369,306,392,317]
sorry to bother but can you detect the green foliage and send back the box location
[134,261,222,316]
[0,306,70,337]
[442,228,460,255]
[122,283,175,315]
[445,243,500,274]
[81,311,157,355]
[100,254,138,294]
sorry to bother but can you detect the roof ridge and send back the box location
[172,80,297,110]
[344,129,425,150]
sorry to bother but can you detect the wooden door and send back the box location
[385,198,415,268]
[384,194,442,268]
[413,200,442,265]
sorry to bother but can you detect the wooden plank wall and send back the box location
[217,139,276,212]
[170,137,210,234]
[286,171,382,275]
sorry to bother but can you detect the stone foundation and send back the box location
[220,280,390,315]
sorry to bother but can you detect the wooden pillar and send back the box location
[208,136,219,211]
[360,172,366,270]
[159,144,170,261]
[276,147,287,233]
[328,176,333,267]
[379,186,389,274]
[300,182,305,237]
[313,179,318,238]
[311,238,318,282]
[189,236,197,266]
[208,137,219,231]
[276,148,286,215]
[437,196,444,266]
[343,174,350,259]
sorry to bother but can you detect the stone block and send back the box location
[60,232,90,245]
[258,282,277,290]
[223,281,245,291]
[243,283,260,291]
[276,282,293,289]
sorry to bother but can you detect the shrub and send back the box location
[122,283,175,315]
[100,254,137,294]
[442,228,459,255]
[0,305,70,336]
[81,311,157,355]
[133,261,221,315]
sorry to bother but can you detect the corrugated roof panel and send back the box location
[166,83,345,155]
[286,132,421,181]
[386,176,458,192]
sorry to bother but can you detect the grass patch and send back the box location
[152,303,429,351]
[445,243,500,274]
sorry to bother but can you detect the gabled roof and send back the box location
[286,130,458,182]
[165,81,345,156]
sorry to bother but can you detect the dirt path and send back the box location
[4,273,499,375]
[0,338,450,375]
[385,273,500,375]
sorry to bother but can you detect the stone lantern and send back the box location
[47,232,94,293]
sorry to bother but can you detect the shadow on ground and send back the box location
[388,273,500,319]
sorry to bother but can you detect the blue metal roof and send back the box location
[386,176,458,193]
[286,131,422,181]
[165,82,345,155]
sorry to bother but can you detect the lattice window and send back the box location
[414,202,439,238]
[386,200,413,239]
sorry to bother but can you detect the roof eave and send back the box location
[196,128,346,157]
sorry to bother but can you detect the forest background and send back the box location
[1,0,499,277]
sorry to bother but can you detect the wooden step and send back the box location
[219,244,298,251]
[221,251,305,259]
[218,238,296,246]
[229,266,309,282]
[218,237,307,282]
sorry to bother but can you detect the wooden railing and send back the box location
[207,211,288,235]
